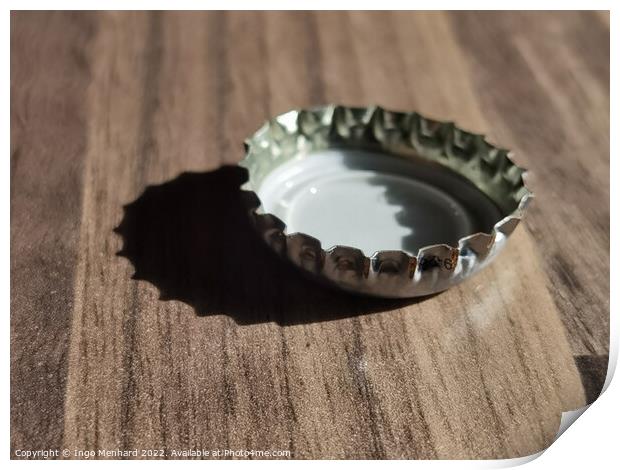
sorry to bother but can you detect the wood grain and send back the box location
[10,11,96,452]
[11,11,608,459]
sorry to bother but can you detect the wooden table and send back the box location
[11,11,609,459]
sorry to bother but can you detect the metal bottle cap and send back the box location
[239,105,532,298]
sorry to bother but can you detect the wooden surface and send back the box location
[11,11,609,459]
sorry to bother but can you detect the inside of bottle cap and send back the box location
[257,148,502,256]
